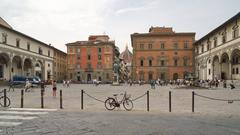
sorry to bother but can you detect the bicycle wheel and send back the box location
[123,99,133,111]
[105,98,116,111]
[0,96,11,107]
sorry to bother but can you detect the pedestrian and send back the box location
[67,80,70,88]
[52,80,57,97]
[25,79,31,92]
[230,80,235,89]
[223,80,227,88]
[63,80,66,87]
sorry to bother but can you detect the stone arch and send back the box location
[35,59,44,79]
[220,53,230,80]
[0,52,10,79]
[12,55,23,77]
[23,58,33,77]
[212,55,220,79]
[231,49,240,79]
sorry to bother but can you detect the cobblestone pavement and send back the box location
[0,84,240,134]
[0,109,240,135]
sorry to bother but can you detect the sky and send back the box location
[0,0,239,53]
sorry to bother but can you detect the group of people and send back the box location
[198,79,236,89]
[62,80,71,88]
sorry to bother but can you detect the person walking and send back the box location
[25,79,31,92]
[52,80,57,97]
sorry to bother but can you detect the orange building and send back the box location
[66,35,116,82]
[131,27,195,81]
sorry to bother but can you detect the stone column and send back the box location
[219,62,222,80]
[229,60,232,80]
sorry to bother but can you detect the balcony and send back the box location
[85,67,93,72]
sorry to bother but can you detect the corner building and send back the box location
[66,35,115,82]
[195,12,240,80]
[131,27,195,81]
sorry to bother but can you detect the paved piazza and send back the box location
[0,84,240,134]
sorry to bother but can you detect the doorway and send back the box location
[87,74,91,81]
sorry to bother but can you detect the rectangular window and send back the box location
[140,44,144,49]
[140,60,144,66]
[149,60,152,66]
[161,60,165,66]
[174,59,178,66]
[173,43,178,49]
[16,39,20,48]
[88,54,91,60]
[98,48,102,53]
[214,38,217,47]
[148,44,152,49]
[77,48,80,53]
[183,59,187,66]
[98,55,102,60]
[222,34,226,43]
[77,56,80,60]
[201,45,204,53]
[160,43,165,49]
[184,42,188,49]
[208,69,211,75]
[233,29,239,39]
[48,50,50,57]
[27,43,30,51]
[2,33,7,44]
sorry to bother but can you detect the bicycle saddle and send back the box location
[113,94,118,96]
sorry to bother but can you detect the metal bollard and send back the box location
[147,91,149,112]
[81,90,84,110]
[21,89,24,108]
[3,89,7,107]
[60,90,63,109]
[192,91,195,112]
[41,89,44,108]
[169,91,171,112]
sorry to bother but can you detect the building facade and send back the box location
[53,47,67,82]
[66,35,115,82]
[131,27,195,81]
[0,17,54,81]
[195,12,240,80]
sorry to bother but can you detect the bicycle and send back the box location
[0,89,11,107]
[105,91,133,111]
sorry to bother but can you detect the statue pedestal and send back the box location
[112,73,120,86]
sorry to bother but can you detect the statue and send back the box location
[112,56,121,85]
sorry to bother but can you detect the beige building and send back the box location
[0,17,54,81]
[195,12,240,80]
[53,48,67,82]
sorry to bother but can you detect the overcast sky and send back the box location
[0,0,239,52]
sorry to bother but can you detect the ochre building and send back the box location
[53,47,67,82]
[66,35,115,82]
[131,27,195,81]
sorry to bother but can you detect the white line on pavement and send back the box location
[0,115,37,120]
[0,111,48,115]
[9,108,57,111]
[0,122,22,127]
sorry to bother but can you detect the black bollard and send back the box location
[41,89,44,108]
[169,91,171,112]
[192,91,194,112]
[147,91,149,112]
[81,90,84,110]
[60,90,63,109]
[21,89,24,108]
[3,89,7,107]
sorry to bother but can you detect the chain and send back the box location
[132,92,147,101]
[195,93,240,102]
[83,91,105,103]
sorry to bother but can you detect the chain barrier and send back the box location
[83,91,105,103]
[132,92,147,101]
[195,93,240,102]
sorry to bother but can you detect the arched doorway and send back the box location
[231,49,240,80]
[23,58,33,77]
[0,53,10,80]
[35,60,44,79]
[12,55,22,77]
[213,55,220,79]
[173,73,178,80]
[221,53,230,80]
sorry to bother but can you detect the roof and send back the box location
[0,17,12,29]
[66,40,115,46]
[0,18,66,54]
[195,12,240,44]
[131,32,195,37]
